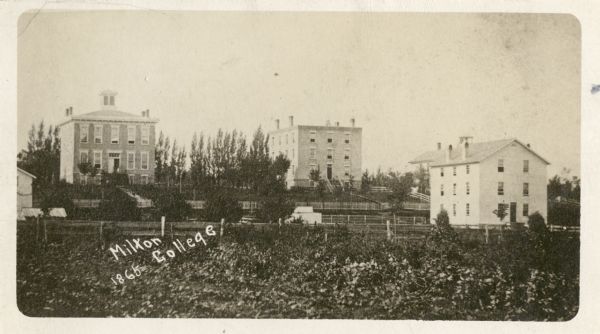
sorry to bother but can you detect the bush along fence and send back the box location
[17,217,579,249]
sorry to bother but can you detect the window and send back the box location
[466,164,470,174]
[466,182,470,195]
[466,203,470,216]
[440,204,444,211]
[93,151,102,169]
[453,183,456,195]
[141,151,149,170]
[128,174,135,185]
[498,182,504,195]
[453,166,457,176]
[292,134,295,144]
[310,147,316,159]
[80,124,89,143]
[103,96,109,106]
[441,168,444,177]
[141,175,148,185]
[292,148,295,159]
[327,137,333,143]
[141,126,149,145]
[285,149,288,157]
[310,131,316,143]
[452,204,456,217]
[278,136,281,145]
[285,134,288,144]
[498,159,504,172]
[111,125,119,144]
[109,96,115,106]
[344,149,350,160]
[344,167,350,177]
[127,151,135,170]
[128,126,136,144]
[440,184,444,196]
[94,125,103,143]
[345,133,350,144]
[523,203,529,217]
[523,183,529,196]
[80,151,89,164]
[523,160,529,173]
[327,148,333,160]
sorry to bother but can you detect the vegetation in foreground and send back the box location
[17,221,578,320]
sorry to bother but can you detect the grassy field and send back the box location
[17,223,579,319]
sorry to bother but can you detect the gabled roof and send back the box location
[410,138,550,167]
[17,167,37,179]
[59,109,159,126]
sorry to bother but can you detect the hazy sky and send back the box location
[17,11,580,177]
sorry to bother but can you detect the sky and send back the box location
[17,11,581,178]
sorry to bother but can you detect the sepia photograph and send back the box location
[9,7,585,324]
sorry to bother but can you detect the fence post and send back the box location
[220,218,225,238]
[324,232,327,242]
[278,218,282,234]
[161,216,165,237]
[485,224,489,244]
[347,215,350,225]
[386,220,391,241]
[364,215,367,224]
[170,221,174,240]
[43,218,47,243]
[36,216,40,242]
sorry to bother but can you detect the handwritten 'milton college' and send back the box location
[108,225,217,262]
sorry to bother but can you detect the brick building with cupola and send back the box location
[58,90,159,184]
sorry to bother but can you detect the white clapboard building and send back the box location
[410,137,549,225]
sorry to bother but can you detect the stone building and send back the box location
[58,90,159,184]
[268,116,362,188]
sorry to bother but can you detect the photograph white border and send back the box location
[1,0,599,333]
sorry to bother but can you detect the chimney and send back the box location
[446,145,453,162]
[335,121,340,127]
[275,119,280,130]
[289,116,294,127]
[350,118,355,127]
[462,141,469,160]
[437,142,442,150]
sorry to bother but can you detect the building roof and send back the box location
[59,109,159,126]
[17,167,37,179]
[409,138,550,167]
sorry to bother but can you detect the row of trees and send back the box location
[17,121,61,185]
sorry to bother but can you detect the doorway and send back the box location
[510,202,517,223]
[108,153,120,173]
[326,164,332,180]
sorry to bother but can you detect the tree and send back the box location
[360,170,371,193]
[77,162,91,184]
[309,166,321,188]
[493,204,508,223]
[387,171,414,212]
[17,121,61,185]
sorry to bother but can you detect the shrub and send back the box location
[528,212,547,234]
[153,191,191,221]
[205,188,243,223]
[98,188,140,221]
[39,181,74,217]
